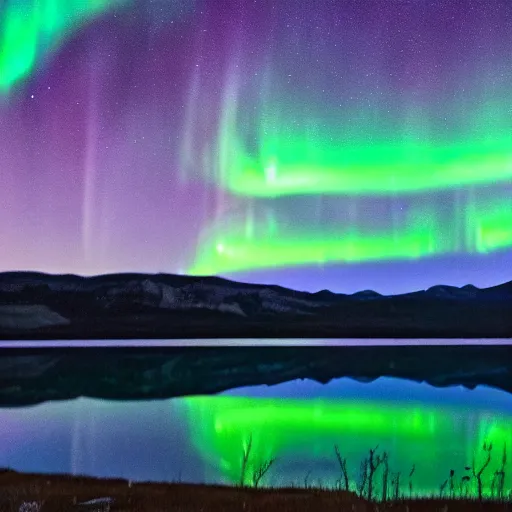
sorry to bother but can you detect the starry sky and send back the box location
[1,0,512,294]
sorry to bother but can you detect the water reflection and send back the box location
[0,378,510,497]
[186,383,512,495]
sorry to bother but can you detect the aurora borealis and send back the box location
[2,0,512,292]
[0,0,130,93]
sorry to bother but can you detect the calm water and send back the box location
[0,376,511,497]
[0,339,511,347]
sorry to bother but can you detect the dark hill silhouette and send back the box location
[0,271,511,339]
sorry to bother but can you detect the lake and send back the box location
[0,339,511,347]
[1,374,510,498]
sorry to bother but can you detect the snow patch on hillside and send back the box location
[0,305,70,330]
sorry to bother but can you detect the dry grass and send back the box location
[0,469,510,512]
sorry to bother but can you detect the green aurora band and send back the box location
[186,64,512,274]
[220,136,512,197]
[0,0,129,94]
[190,195,512,275]
[184,395,512,496]
[195,69,512,197]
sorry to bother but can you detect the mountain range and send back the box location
[0,271,511,338]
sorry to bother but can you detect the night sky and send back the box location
[1,0,512,293]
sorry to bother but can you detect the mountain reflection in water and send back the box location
[0,377,510,497]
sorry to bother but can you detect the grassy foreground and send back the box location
[0,470,511,512]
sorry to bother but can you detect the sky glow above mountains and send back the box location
[1,0,512,293]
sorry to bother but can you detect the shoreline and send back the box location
[0,469,510,512]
